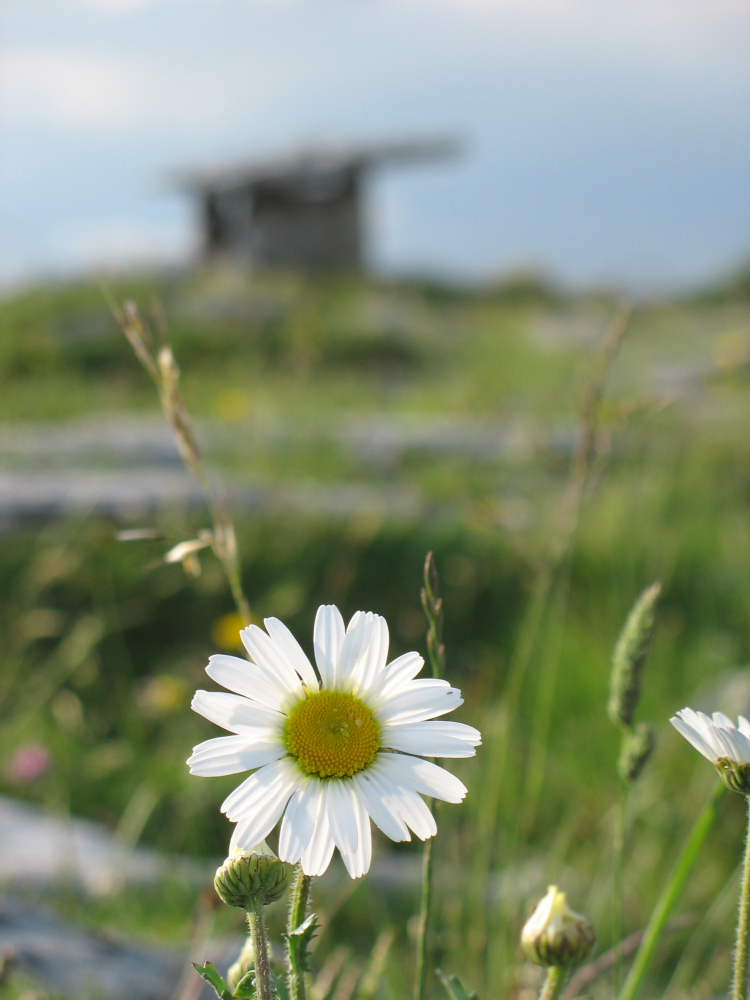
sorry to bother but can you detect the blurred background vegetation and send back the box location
[2,265,750,998]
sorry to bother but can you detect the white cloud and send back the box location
[2,51,154,128]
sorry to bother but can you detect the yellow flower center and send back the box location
[284,690,381,778]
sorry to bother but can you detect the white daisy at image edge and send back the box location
[187,605,481,878]
[670,707,750,764]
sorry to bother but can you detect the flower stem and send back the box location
[246,903,273,1000]
[538,966,567,1000]
[617,782,724,1000]
[287,865,312,1000]
[732,797,750,1000]
[414,817,437,1000]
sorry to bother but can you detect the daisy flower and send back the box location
[187,605,481,878]
[670,707,750,795]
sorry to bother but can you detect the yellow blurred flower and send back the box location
[212,611,250,651]
[138,674,189,716]
[215,387,252,423]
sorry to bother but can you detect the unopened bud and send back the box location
[521,886,595,969]
[618,722,656,783]
[214,843,292,909]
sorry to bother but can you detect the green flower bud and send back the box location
[214,843,292,909]
[521,886,595,969]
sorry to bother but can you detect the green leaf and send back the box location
[232,969,257,999]
[287,911,319,971]
[289,910,318,941]
[271,972,290,1000]
[192,961,233,1000]
[436,969,479,1000]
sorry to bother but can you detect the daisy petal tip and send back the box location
[190,690,209,714]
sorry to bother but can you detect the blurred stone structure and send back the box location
[171,138,460,271]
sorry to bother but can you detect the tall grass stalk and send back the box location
[468,307,632,982]
[522,305,632,830]
[112,298,251,622]
[414,553,446,1000]
[617,783,725,1000]
[608,580,661,990]
[612,790,630,992]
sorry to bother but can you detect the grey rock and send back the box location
[0,897,179,1000]
[0,796,204,896]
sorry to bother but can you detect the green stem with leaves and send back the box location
[732,797,750,1000]
[539,966,567,1000]
[287,865,312,1000]
[246,903,274,1000]
[617,783,724,1000]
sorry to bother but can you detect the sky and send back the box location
[2,0,750,292]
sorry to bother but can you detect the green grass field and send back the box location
[2,267,750,998]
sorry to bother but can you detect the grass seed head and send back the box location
[608,582,661,729]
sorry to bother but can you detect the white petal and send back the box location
[732,730,750,764]
[377,680,463,725]
[713,711,736,729]
[376,752,467,803]
[326,781,372,879]
[717,724,750,764]
[314,605,345,688]
[387,785,437,840]
[353,785,372,876]
[353,770,411,842]
[300,784,336,877]
[229,820,246,856]
[334,614,373,687]
[264,617,319,691]
[383,721,482,758]
[229,770,295,853]
[191,690,284,734]
[221,758,296,822]
[688,709,726,758]
[326,781,358,877]
[241,625,304,697]
[187,735,284,776]
[205,654,290,712]
[670,712,716,761]
[348,612,390,695]
[226,833,275,859]
[712,725,742,763]
[739,716,750,739]
[278,780,319,864]
[379,652,425,695]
